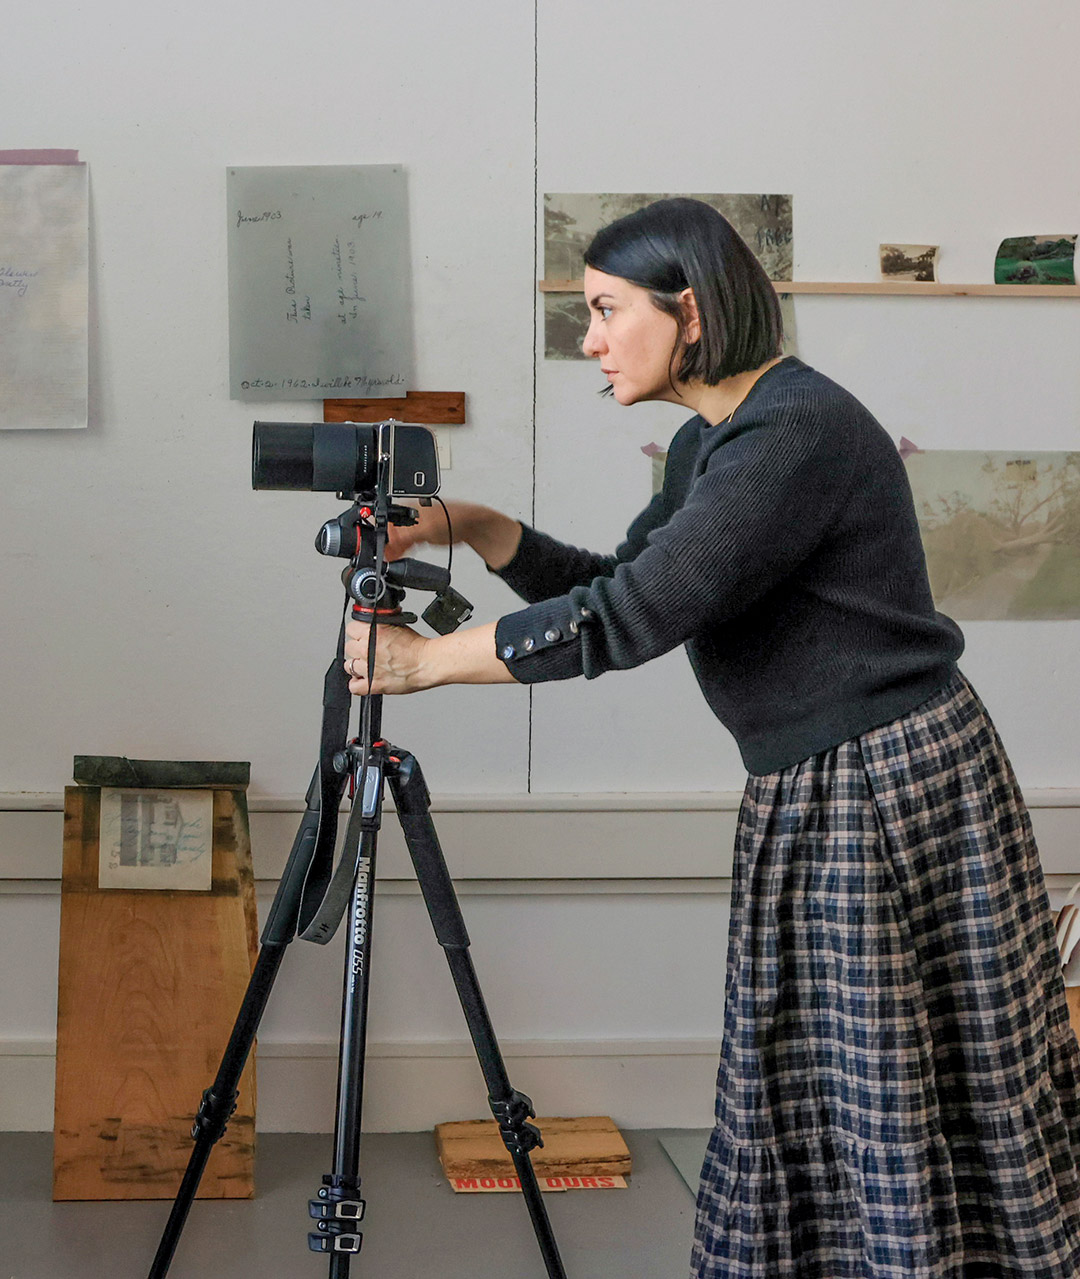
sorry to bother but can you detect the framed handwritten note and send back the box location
[0,162,88,429]
[97,787,214,892]
[227,165,414,400]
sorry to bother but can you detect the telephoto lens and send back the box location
[252,421,439,498]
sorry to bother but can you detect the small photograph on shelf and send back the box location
[879,244,939,282]
[994,234,1077,285]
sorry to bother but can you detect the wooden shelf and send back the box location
[539,278,1080,298]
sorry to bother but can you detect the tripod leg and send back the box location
[308,824,378,1273]
[147,777,325,1279]
[385,750,569,1279]
[304,750,386,1272]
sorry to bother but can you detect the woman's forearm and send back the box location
[419,621,519,687]
[455,504,523,570]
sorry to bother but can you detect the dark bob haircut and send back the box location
[583,197,783,385]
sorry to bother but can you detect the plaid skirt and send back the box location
[692,673,1080,1278]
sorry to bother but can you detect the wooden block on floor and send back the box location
[52,785,258,1201]
[435,1115,631,1180]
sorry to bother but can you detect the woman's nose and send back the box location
[582,318,605,358]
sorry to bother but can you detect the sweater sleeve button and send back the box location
[523,637,535,652]
[500,645,515,660]
[544,628,561,642]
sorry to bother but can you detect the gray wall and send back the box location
[2,0,1078,1130]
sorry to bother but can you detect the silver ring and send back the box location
[349,658,360,678]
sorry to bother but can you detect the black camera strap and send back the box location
[298,512,389,945]
[295,603,354,940]
[298,753,373,945]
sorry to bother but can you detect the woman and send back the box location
[344,199,1080,1277]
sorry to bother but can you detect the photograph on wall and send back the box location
[97,788,214,891]
[543,193,793,360]
[994,234,1077,286]
[642,442,668,496]
[879,243,939,282]
[227,164,415,400]
[0,159,88,429]
[904,449,1080,620]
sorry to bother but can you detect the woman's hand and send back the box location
[344,621,432,695]
[383,502,458,562]
[343,618,518,695]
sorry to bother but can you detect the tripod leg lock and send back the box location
[190,1086,239,1143]
[490,1090,544,1157]
[308,1173,366,1255]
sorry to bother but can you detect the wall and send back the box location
[1,0,1078,1131]
[530,0,1080,791]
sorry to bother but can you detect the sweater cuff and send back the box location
[494,597,596,684]
[487,523,543,595]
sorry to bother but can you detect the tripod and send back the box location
[147,493,568,1279]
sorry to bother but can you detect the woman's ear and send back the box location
[679,287,701,344]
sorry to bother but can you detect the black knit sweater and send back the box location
[493,357,964,775]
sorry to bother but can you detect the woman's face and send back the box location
[582,266,686,406]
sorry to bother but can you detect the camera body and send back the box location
[253,418,469,634]
[252,419,439,499]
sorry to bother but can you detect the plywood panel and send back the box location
[323,390,465,423]
[53,787,258,1200]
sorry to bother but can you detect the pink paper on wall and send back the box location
[0,150,80,164]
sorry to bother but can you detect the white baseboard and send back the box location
[0,1037,719,1133]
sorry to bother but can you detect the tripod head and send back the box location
[315,497,473,634]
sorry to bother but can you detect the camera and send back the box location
[252,420,440,499]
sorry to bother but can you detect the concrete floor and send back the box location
[1,1130,698,1279]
